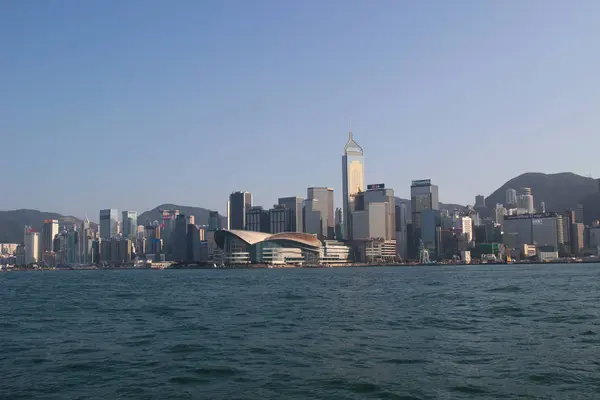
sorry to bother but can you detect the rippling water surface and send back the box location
[2,265,600,399]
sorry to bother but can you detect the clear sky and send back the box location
[1,0,599,219]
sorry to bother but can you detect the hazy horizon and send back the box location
[2,0,600,217]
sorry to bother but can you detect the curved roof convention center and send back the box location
[214,229,321,249]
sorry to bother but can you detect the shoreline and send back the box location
[2,259,600,272]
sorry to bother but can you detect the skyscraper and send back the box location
[305,187,335,239]
[410,179,439,256]
[122,211,138,238]
[278,196,304,232]
[208,211,222,231]
[228,191,252,230]
[24,226,39,265]
[173,214,188,261]
[41,219,59,255]
[342,131,364,240]
[99,209,120,238]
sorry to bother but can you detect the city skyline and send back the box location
[2,2,600,217]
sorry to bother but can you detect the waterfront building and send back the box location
[173,214,188,261]
[277,196,304,232]
[410,179,439,258]
[99,209,120,238]
[122,211,138,238]
[228,191,252,230]
[160,209,179,259]
[572,222,585,254]
[503,213,564,253]
[246,206,270,233]
[214,230,351,266]
[352,184,396,241]
[342,131,364,240]
[395,203,408,261]
[24,226,39,265]
[320,240,352,265]
[305,187,334,239]
[100,237,133,265]
[356,239,397,263]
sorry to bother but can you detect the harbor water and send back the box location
[2,264,600,399]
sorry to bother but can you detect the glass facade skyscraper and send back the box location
[122,211,137,238]
[342,132,364,240]
[99,209,120,238]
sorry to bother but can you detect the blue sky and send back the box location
[1,0,599,219]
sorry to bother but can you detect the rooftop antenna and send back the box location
[349,116,352,139]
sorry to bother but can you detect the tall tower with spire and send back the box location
[342,130,364,240]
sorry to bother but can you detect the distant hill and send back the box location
[485,172,598,212]
[137,204,226,227]
[395,198,466,216]
[0,210,95,244]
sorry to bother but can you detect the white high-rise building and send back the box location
[342,131,364,240]
[24,226,40,265]
[455,216,473,243]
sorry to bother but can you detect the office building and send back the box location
[208,211,222,231]
[228,191,252,230]
[41,219,59,255]
[572,223,585,254]
[503,213,564,253]
[342,131,364,240]
[99,209,120,238]
[173,214,188,261]
[334,207,343,239]
[352,184,396,241]
[269,205,294,234]
[122,211,137,238]
[395,203,408,261]
[305,187,334,239]
[278,196,304,232]
[475,195,485,208]
[410,179,439,256]
[24,226,39,265]
[246,206,270,233]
